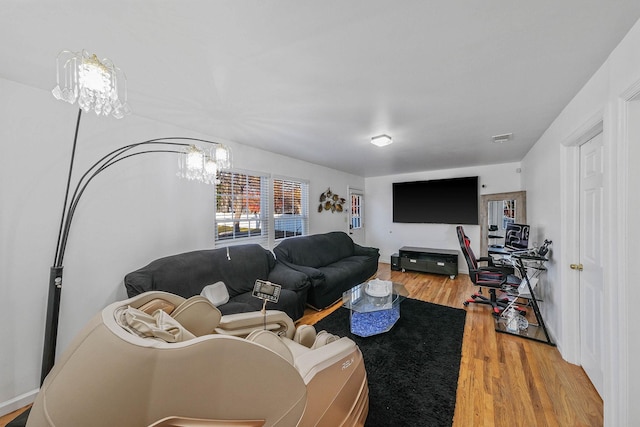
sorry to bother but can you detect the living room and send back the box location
[2,2,640,426]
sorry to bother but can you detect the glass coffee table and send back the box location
[342,280,409,337]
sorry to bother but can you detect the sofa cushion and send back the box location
[313,256,377,306]
[274,231,355,268]
[206,245,274,298]
[272,232,380,309]
[225,289,300,318]
[125,244,310,321]
[125,245,273,299]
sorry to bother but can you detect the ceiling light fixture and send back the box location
[371,134,393,147]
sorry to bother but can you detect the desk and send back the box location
[488,246,513,256]
[494,252,556,346]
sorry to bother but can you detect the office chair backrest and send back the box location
[456,225,478,273]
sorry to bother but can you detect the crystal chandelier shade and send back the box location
[52,50,131,119]
[177,144,232,184]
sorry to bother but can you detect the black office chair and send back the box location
[456,226,524,316]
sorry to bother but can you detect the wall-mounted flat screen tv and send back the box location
[392,176,479,224]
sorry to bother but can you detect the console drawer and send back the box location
[400,257,428,271]
[427,260,457,275]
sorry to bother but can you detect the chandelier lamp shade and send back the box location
[178,143,232,184]
[52,50,132,119]
[41,50,232,385]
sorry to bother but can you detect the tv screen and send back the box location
[392,176,479,224]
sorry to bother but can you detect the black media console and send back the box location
[398,246,459,279]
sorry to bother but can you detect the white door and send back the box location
[579,132,604,396]
[349,189,365,245]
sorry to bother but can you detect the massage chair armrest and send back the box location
[215,310,295,339]
[292,337,358,384]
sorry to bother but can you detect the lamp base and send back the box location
[41,266,63,383]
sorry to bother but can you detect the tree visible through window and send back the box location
[214,172,307,247]
[273,177,308,240]
[215,171,268,244]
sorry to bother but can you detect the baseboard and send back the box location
[0,389,38,418]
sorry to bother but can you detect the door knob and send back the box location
[570,263,584,271]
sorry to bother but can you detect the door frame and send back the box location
[559,112,603,365]
[348,187,365,245]
[560,78,639,426]
[608,81,640,427]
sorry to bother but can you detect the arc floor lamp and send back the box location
[41,50,232,383]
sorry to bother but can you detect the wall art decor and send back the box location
[318,188,346,213]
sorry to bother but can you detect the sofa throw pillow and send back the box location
[200,281,230,307]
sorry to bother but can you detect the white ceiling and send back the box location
[2,1,640,177]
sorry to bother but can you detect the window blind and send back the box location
[273,177,309,241]
[215,170,270,248]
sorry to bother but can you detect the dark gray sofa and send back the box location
[124,244,310,321]
[273,231,380,310]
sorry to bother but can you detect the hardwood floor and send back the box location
[299,263,604,427]
[1,263,602,427]
[0,406,29,427]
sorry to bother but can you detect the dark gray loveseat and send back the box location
[273,231,380,310]
[124,244,310,321]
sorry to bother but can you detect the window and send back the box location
[215,171,269,247]
[273,177,309,240]
[214,172,308,248]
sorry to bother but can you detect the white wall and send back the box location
[0,79,363,414]
[365,163,522,270]
[521,18,640,427]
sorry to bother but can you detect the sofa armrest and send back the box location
[353,243,380,258]
[215,310,295,339]
[275,260,325,287]
[268,262,311,292]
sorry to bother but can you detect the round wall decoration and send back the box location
[318,188,346,213]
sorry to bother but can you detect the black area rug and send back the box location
[314,298,466,427]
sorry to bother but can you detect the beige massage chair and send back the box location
[27,291,368,427]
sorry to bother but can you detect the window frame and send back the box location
[213,170,309,249]
[214,169,270,248]
[272,175,309,243]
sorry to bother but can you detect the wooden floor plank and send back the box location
[298,263,604,427]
